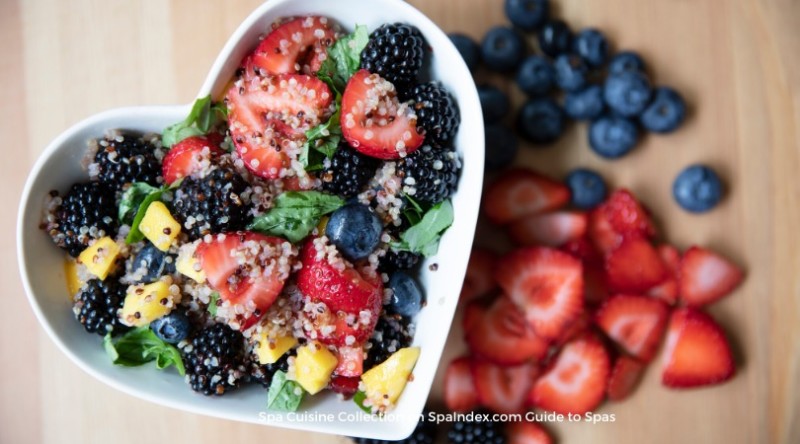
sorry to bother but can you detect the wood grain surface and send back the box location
[2,1,799,443]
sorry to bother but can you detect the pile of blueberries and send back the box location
[448,0,724,213]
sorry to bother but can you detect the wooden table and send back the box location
[2,0,798,443]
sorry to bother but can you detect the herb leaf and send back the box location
[393,200,454,257]
[317,25,369,93]
[124,185,165,245]
[118,182,160,224]
[248,191,345,243]
[162,96,227,148]
[266,371,305,412]
[207,292,220,316]
[353,391,373,414]
[300,105,342,170]
[103,327,185,376]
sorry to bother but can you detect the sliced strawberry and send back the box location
[529,334,610,415]
[679,246,744,306]
[496,247,583,339]
[329,375,360,398]
[661,308,735,388]
[647,279,678,305]
[460,248,498,304]
[588,208,623,255]
[334,346,364,377]
[340,70,424,159]
[607,355,645,401]
[646,244,682,304]
[472,359,536,414]
[444,357,479,413]
[508,211,588,247]
[595,294,669,361]
[196,232,293,327]
[658,244,682,274]
[465,297,550,365]
[462,300,483,332]
[561,237,602,266]
[584,265,610,306]
[483,169,571,225]
[162,136,224,184]
[250,16,336,75]
[507,422,553,444]
[553,311,590,347]
[605,237,669,293]
[603,189,657,239]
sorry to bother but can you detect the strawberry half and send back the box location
[607,355,646,401]
[472,359,536,414]
[483,169,571,225]
[465,297,550,365]
[595,294,670,361]
[162,136,225,185]
[679,246,744,306]
[460,248,498,304]
[588,208,623,255]
[602,189,657,239]
[444,357,479,413]
[340,70,424,159]
[529,334,610,415]
[334,346,364,377]
[507,422,553,444]
[605,237,669,293]
[496,247,583,339]
[661,308,735,388]
[508,211,588,247]
[250,16,336,75]
[647,244,681,305]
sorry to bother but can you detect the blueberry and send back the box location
[589,114,639,159]
[518,98,565,144]
[565,168,607,209]
[325,204,383,261]
[516,55,555,97]
[604,71,652,117]
[673,165,724,213]
[449,33,480,72]
[131,242,176,283]
[388,272,424,317]
[608,51,646,75]
[553,54,588,92]
[537,20,572,57]
[505,0,549,31]
[478,84,511,123]
[564,85,605,120]
[481,26,525,73]
[150,311,191,344]
[640,87,687,133]
[573,28,609,67]
[485,124,518,170]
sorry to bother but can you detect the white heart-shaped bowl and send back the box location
[17,0,483,440]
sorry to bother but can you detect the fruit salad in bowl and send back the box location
[17,0,483,440]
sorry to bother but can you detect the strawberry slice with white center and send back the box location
[444,357,479,413]
[465,296,550,365]
[460,248,498,304]
[161,135,224,185]
[605,236,669,293]
[250,16,336,75]
[606,355,646,401]
[595,294,670,361]
[679,246,744,306]
[496,247,584,340]
[471,359,537,414]
[647,244,681,304]
[507,422,553,444]
[196,232,294,328]
[483,169,571,225]
[529,334,610,415]
[508,211,588,247]
[340,69,424,159]
[588,207,623,255]
[661,308,735,388]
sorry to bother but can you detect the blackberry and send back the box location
[47,182,118,257]
[408,82,460,145]
[93,134,161,191]
[447,415,506,444]
[249,350,293,388]
[185,323,247,396]
[379,250,422,273]
[171,166,251,240]
[364,314,413,370]
[74,278,129,336]
[351,415,437,444]
[360,23,426,89]
[320,146,379,197]
[397,145,461,205]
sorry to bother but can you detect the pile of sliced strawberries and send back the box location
[447,168,744,441]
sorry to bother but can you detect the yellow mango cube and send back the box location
[139,201,181,251]
[64,257,86,299]
[78,236,120,280]
[120,281,176,327]
[255,333,297,365]
[294,342,338,395]
[361,347,420,408]
[176,247,205,283]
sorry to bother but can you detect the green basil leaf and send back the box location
[162,95,225,148]
[300,105,342,169]
[393,200,454,257]
[104,327,185,375]
[118,182,160,224]
[353,391,373,414]
[266,371,304,412]
[248,191,345,243]
[125,187,165,245]
[317,25,369,93]
[400,192,426,226]
[208,292,220,316]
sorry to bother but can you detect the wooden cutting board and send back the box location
[1,0,798,443]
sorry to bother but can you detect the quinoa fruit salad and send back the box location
[42,16,463,413]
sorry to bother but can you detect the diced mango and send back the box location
[361,347,420,408]
[254,332,298,365]
[139,201,181,251]
[176,248,205,283]
[294,342,338,395]
[120,281,176,327]
[64,257,85,299]
[78,236,120,280]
